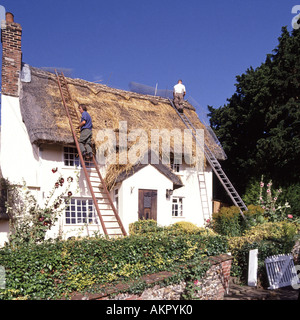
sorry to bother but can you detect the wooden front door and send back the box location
[138,189,157,221]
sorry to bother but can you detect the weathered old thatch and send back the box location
[20,66,226,189]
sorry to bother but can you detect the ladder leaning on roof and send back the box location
[55,70,127,237]
[168,99,247,218]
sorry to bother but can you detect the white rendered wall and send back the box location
[116,164,213,233]
[0,95,40,187]
[38,144,102,240]
[118,165,173,233]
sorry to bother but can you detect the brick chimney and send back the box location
[1,12,22,97]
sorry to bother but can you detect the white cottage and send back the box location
[0,13,226,245]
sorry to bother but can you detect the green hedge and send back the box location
[0,232,228,300]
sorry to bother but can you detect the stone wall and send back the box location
[71,253,233,301]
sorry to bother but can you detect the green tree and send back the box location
[208,27,300,203]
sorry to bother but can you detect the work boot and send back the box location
[85,153,93,161]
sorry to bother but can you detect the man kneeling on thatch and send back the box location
[173,79,186,113]
[78,104,93,160]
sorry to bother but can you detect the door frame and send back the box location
[138,189,157,221]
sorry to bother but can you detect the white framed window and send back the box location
[65,198,98,225]
[64,146,80,167]
[172,197,183,217]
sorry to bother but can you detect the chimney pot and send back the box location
[6,12,14,23]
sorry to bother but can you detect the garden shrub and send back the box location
[169,221,200,233]
[241,204,265,231]
[166,221,216,236]
[129,219,162,235]
[212,206,242,236]
[281,182,300,218]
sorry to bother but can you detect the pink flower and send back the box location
[260,182,264,187]
[288,214,293,219]
[194,280,200,285]
[267,189,270,193]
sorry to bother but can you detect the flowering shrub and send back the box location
[258,176,291,222]
[6,169,79,247]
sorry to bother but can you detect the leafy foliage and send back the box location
[0,216,298,298]
[0,229,228,300]
[6,169,79,247]
[208,27,300,203]
[228,221,300,283]
[212,206,242,236]
[129,219,163,235]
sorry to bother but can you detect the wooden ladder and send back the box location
[198,172,211,222]
[55,71,127,237]
[169,99,247,218]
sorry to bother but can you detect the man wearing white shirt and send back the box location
[173,79,186,113]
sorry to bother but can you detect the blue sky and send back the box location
[0,0,299,123]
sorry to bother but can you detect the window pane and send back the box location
[144,196,152,208]
[172,198,183,217]
[65,198,97,225]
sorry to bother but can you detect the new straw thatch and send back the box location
[20,66,226,189]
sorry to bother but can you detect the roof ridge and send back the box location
[28,65,175,105]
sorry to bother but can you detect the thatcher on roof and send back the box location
[20,66,225,158]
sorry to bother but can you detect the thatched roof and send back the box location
[19,66,226,188]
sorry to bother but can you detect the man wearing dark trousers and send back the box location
[78,104,93,160]
[173,79,186,113]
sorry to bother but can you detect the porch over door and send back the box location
[138,189,157,221]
